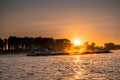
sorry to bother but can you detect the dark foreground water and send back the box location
[0,51,120,80]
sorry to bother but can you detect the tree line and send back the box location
[0,36,71,52]
[81,42,120,52]
[0,36,120,53]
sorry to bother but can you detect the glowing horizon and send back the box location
[0,0,120,45]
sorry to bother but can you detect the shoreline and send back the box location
[0,51,112,56]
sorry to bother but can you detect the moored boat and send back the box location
[27,49,69,56]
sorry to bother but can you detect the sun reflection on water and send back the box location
[72,55,84,79]
[74,55,80,64]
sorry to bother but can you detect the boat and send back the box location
[27,49,50,56]
[26,49,69,56]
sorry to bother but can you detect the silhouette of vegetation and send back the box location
[0,36,120,54]
[0,38,4,51]
[84,42,96,52]
[54,39,71,51]
[75,42,120,53]
[104,43,120,50]
[0,36,71,53]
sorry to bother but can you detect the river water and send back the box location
[0,51,120,80]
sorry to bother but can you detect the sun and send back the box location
[73,40,82,46]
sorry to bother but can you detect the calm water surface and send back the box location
[0,51,120,80]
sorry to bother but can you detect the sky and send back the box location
[0,0,120,45]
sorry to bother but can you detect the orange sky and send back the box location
[0,0,120,45]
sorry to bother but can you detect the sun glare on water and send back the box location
[73,40,83,46]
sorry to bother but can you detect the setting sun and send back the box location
[73,40,83,46]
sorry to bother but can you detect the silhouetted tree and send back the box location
[34,37,42,49]
[114,45,120,50]
[88,42,96,51]
[0,38,4,51]
[3,39,7,51]
[8,36,21,51]
[54,39,71,51]
[104,43,120,50]
[104,43,115,50]
[23,37,35,51]
[8,36,14,51]
[41,38,54,50]
[83,42,89,50]
[82,42,97,52]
